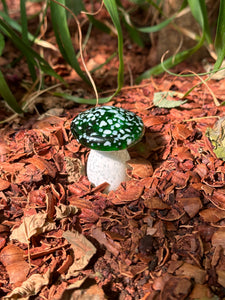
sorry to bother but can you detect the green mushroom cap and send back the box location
[71,106,144,151]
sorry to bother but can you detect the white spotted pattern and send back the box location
[71,106,144,151]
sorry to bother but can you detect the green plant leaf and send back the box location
[0,70,23,114]
[136,0,187,33]
[153,91,187,108]
[0,33,5,56]
[206,117,225,161]
[87,15,111,34]
[65,0,84,16]
[188,0,211,44]
[0,19,63,82]
[103,0,124,95]
[128,0,146,4]
[213,0,225,71]
[0,11,48,47]
[20,0,36,82]
[123,17,144,47]
[136,34,205,82]
[50,0,89,84]
[137,16,175,33]
[1,0,8,15]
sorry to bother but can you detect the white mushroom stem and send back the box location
[87,149,130,192]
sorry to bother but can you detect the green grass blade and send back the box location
[50,0,89,84]
[0,11,54,49]
[20,0,28,43]
[0,19,63,82]
[0,70,23,114]
[65,0,84,15]
[136,35,205,83]
[188,0,211,44]
[214,0,225,70]
[103,0,124,95]
[124,20,144,47]
[137,16,175,33]
[20,0,36,82]
[0,33,5,55]
[87,15,111,34]
[65,0,111,33]
[137,0,188,33]
[1,0,8,15]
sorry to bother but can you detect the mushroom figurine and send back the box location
[71,106,144,192]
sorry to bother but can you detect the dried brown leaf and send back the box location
[175,262,207,284]
[63,230,96,278]
[55,204,78,220]
[4,269,51,299]
[209,190,225,210]
[189,284,213,299]
[64,156,83,183]
[217,270,225,288]
[0,244,29,285]
[212,228,225,249]
[10,212,57,244]
[62,281,107,300]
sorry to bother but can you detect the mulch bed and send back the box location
[0,72,225,299]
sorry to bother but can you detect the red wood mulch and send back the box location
[1,1,225,298]
[0,72,225,299]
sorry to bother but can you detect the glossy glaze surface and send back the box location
[71,106,144,151]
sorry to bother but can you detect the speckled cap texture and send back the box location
[71,106,144,151]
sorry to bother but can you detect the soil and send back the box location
[1,1,225,300]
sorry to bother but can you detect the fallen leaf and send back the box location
[175,262,207,284]
[0,244,29,285]
[55,204,79,220]
[61,279,107,300]
[206,116,225,161]
[217,270,225,288]
[153,91,187,108]
[64,156,83,183]
[189,283,214,299]
[212,228,225,249]
[4,269,51,299]
[63,230,96,278]
[10,212,57,244]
